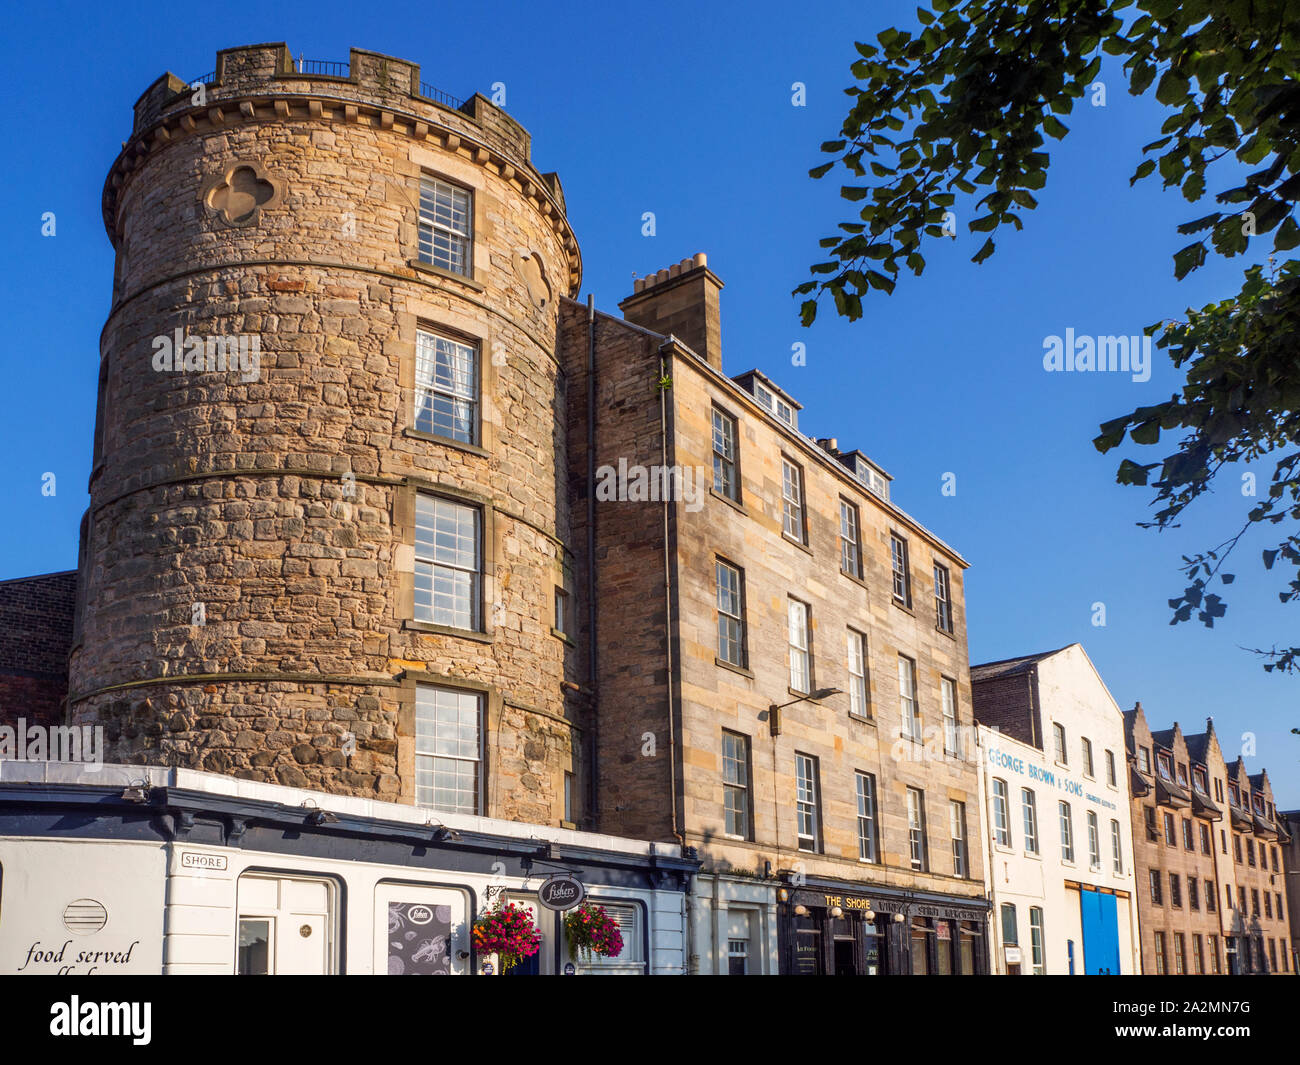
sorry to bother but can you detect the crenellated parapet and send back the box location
[108,44,578,293]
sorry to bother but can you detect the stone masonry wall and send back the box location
[71,45,583,821]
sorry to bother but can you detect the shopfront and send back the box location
[778,883,989,975]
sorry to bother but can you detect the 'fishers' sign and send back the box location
[537,874,585,911]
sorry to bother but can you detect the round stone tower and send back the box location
[71,44,583,818]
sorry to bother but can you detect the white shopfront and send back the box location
[0,761,695,976]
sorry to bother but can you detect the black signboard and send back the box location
[537,873,585,911]
[387,901,452,975]
[793,930,822,975]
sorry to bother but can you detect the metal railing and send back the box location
[417,81,465,110]
[292,57,350,78]
[181,61,465,110]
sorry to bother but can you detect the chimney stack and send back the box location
[620,252,723,369]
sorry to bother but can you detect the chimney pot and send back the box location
[620,253,724,369]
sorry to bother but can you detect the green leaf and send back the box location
[1131,420,1161,445]
[1172,241,1207,279]
[1274,216,1300,251]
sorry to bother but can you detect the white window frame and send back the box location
[711,407,739,501]
[1022,787,1039,854]
[847,630,869,717]
[788,598,811,693]
[418,174,473,276]
[1087,810,1101,869]
[795,753,820,852]
[950,800,968,878]
[856,771,878,863]
[781,458,805,543]
[941,676,960,756]
[898,655,920,741]
[415,684,484,815]
[1059,800,1074,863]
[1111,818,1123,873]
[722,730,751,840]
[1052,722,1067,765]
[890,533,911,605]
[414,328,478,445]
[934,562,953,632]
[715,560,746,668]
[414,493,481,631]
[839,499,861,577]
[992,778,1011,847]
[907,787,927,871]
[1029,908,1045,975]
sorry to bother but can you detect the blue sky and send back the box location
[2,0,1295,803]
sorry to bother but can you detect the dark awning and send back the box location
[1155,774,1192,809]
[1253,814,1278,840]
[1230,805,1252,830]
[1130,767,1151,797]
[1191,789,1223,821]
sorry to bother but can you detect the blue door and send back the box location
[1080,888,1121,975]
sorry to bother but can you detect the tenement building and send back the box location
[0,43,704,976]
[1223,761,1290,974]
[1281,809,1300,973]
[560,258,989,975]
[971,645,1140,974]
[1124,707,1291,975]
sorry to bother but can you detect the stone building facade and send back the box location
[1124,706,1292,974]
[560,258,989,975]
[1223,762,1291,974]
[70,44,586,825]
[0,572,76,731]
[1281,809,1300,974]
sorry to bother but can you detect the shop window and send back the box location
[910,917,931,975]
[935,919,955,975]
[572,901,644,972]
[376,883,469,975]
[960,921,980,975]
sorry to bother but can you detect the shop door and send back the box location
[833,938,857,975]
[1080,888,1120,975]
[236,874,335,975]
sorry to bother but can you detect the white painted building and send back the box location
[972,644,1140,975]
[0,760,696,975]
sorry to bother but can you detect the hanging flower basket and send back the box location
[563,902,624,963]
[472,902,541,973]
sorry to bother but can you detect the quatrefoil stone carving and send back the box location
[201,161,283,228]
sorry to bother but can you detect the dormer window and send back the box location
[1176,763,1189,788]
[1228,784,1240,807]
[1157,753,1172,781]
[1193,767,1208,796]
[753,380,796,428]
